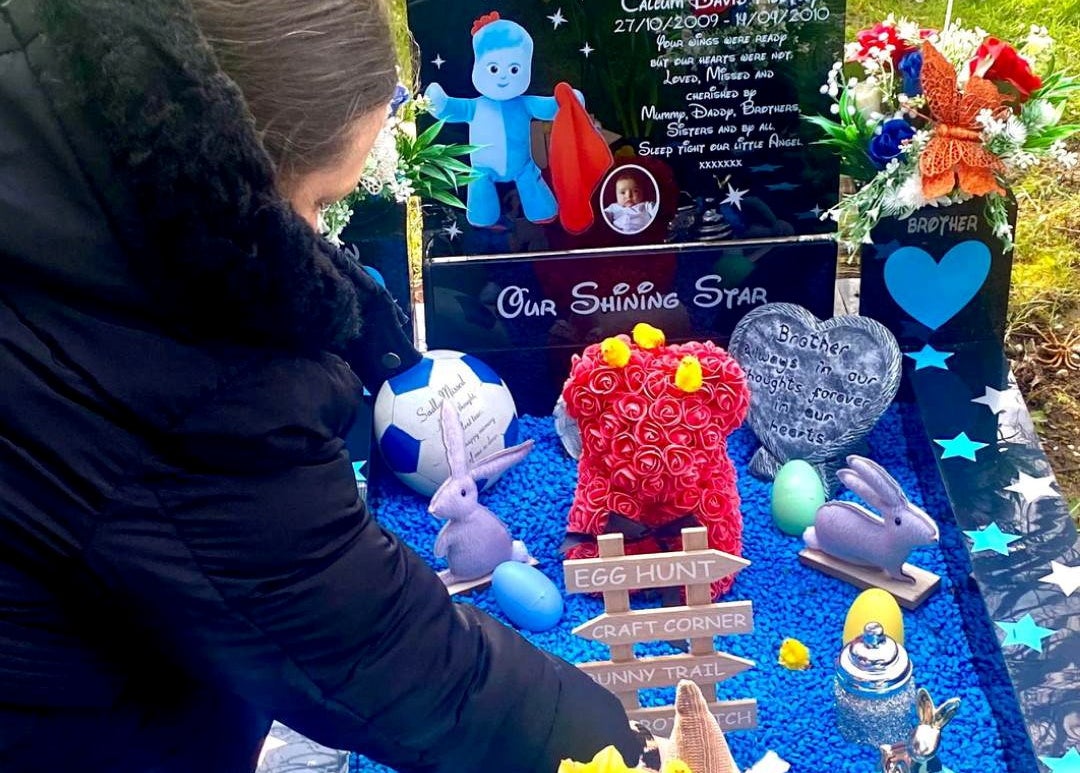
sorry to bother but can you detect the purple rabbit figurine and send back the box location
[429,401,533,586]
[803,455,939,583]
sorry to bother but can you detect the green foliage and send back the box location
[396,118,484,210]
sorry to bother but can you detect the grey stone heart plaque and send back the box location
[729,303,901,489]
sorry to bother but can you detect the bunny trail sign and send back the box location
[564,527,758,735]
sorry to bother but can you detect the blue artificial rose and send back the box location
[390,84,411,116]
[899,52,923,97]
[868,119,916,169]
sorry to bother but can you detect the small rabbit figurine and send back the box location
[803,455,939,583]
[429,401,533,585]
[879,688,961,773]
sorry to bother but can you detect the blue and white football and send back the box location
[373,350,520,497]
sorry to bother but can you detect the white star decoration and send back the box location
[431,54,446,69]
[1039,561,1080,597]
[548,9,567,29]
[580,42,594,57]
[972,385,1021,414]
[811,205,823,217]
[257,735,288,769]
[443,222,462,240]
[1004,472,1059,504]
[722,183,749,210]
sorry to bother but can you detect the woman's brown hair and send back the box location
[191,0,398,182]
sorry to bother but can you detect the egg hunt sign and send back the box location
[564,529,758,730]
[406,0,844,258]
[565,550,748,593]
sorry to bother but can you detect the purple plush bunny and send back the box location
[429,401,533,585]
[803,455,939,583]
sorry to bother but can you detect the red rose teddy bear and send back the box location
[562,324,750,599]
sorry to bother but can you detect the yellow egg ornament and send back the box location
[843,588,905,646]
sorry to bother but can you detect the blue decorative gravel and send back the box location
[351,405,1029,772]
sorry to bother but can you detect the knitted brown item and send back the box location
[670,681,738,773]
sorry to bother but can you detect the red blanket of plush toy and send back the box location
[562,330,750,598]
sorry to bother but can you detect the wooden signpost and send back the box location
[563,527,758,735]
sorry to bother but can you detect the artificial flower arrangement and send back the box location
[806,17,1079,251]
[320,84,482,243]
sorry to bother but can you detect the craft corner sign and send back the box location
[573,600,754,643]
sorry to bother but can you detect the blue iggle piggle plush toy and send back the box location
[424,12,612,232]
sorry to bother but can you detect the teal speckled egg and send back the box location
[770,460,827,536]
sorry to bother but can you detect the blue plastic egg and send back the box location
[491,562,564,632]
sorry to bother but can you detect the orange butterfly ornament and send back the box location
[919,41,1009,199]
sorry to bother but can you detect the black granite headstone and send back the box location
[407,0,844,257]
[729,303,901,489]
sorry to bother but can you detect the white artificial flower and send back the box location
[1023,25,1054,58]
[1050,140,1079,169]
[830,103,841,115]
[1004,116,1028,146]
[897,19,922,45]
[894,173,930,211]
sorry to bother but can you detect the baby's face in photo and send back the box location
[616,178,642,207]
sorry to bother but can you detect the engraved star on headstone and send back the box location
[722,183,749,211]
[431,54,446,69]
[443,222,462,240]
[580,42,594,57]
[548,9,567,28]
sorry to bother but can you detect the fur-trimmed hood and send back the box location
[1,0,389,353]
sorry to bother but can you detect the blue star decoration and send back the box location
[905,344,955,371]
[934,432,989,461]
[996,614,1056,653]
[1041,748,1080,773]
[964,523,1022,555]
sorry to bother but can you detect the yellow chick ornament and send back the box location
[632,323,666,349]
[778,638,811,670]
[674,355,703,393]
[600,337,632,368]
[558,745,636,773]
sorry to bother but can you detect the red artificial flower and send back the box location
[663,446,696,477]
[574,391,602,420]
[587,367,622,396]
[851,23,914,66]
[648,396,683,425]
[674,487,700,513]
[700,425,724,449]
[668,426,694,448]
[639,475,667,498]
[609,492,641,519]
[633,446,666,478]
[616,394,650,423]
[634,420,666,447]
[610,463,638,494]
[622,363,648,392]
[970,38,1043,102]
[683,403,713,430]
[597,412,625,442]
[611,433,636,460]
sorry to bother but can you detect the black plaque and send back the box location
[423,241,836,413]
[860,195,1018,351]
[728,303,901,487]
[407,0,844,257]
